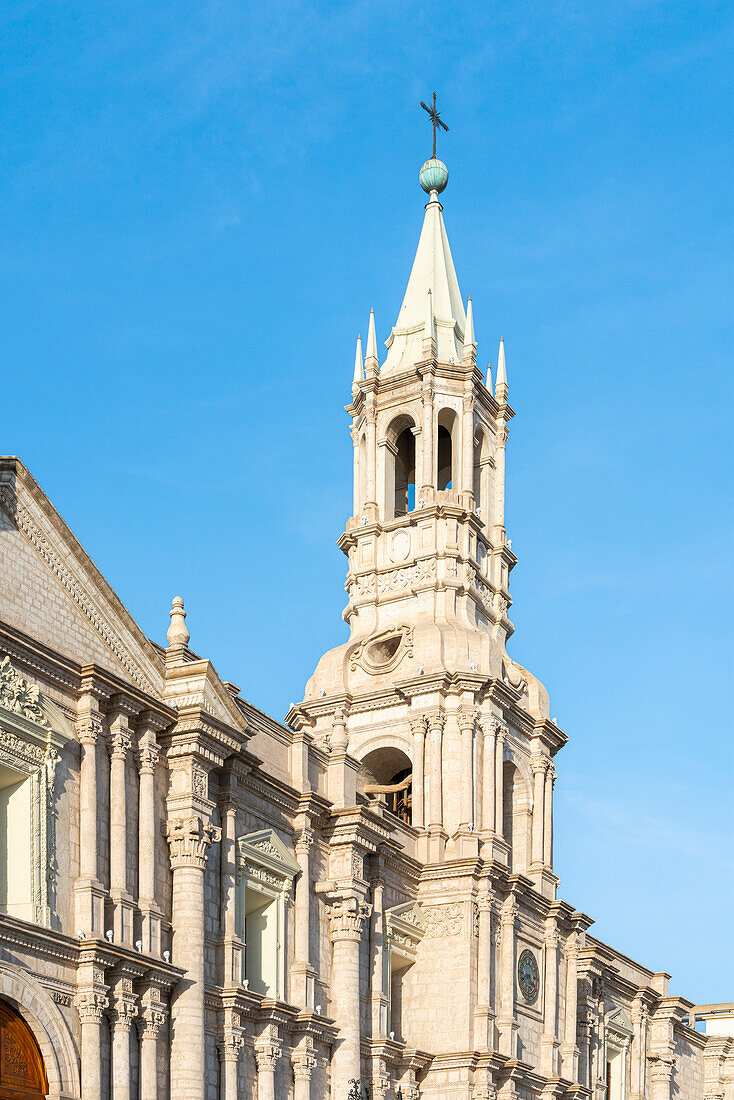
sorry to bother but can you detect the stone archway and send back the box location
[0,965,80,1100]
[0,999,47,1098]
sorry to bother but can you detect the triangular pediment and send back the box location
[237,829,299,875]
[0,458,164,697]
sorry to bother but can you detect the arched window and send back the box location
[394,428,416,517]
[359,747,413,825]
[436,408,457,491]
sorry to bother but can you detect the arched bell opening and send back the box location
[502,760,530,872]
[359,747,412,824]
[436,408,458,491]
[0,999,48,1099]
[384,413,418,520]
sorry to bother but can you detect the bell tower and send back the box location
[289,148,563,887]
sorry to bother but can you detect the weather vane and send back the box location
[420,91,449,159]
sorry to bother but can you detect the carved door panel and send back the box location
[0,1002,47,1099]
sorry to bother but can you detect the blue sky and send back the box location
[2,2,732,1001]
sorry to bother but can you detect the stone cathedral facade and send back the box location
[0,156,730,1100]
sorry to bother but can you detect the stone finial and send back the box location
[353,334,364,386]
[463,295,476,363]
[495,337,508,401]
[486,360,492,390]
[365,309,379,375]
[167,596,190,649]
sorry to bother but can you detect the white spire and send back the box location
[353,334,363,385]
[495,337,508,400]
[365,309,379,374]
[463,295,476,362]
[486,360,492,390]
[383,192,466,373]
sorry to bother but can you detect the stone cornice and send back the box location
[77,937,184,987]
[0,913,79,964]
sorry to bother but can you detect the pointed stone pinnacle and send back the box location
[463,295,476,361]
[495,337,508,399]
[365,310,378,374]
[353,334,363,385]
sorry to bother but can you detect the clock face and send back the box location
[517,948,540,1004]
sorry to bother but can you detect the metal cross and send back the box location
[420,91,449,159]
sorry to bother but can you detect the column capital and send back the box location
[483,713,508,741]
[327,894,372,941]
[110,981,138,1032]
[218,1026,245,1061]
[426,711,446,735]
[76,714,103,746]
[109,725,132,760]
[165,815,221,870]
[139,740,160,773]
[501,895,518,924]
[74,989,108,1022]
[458,707,478,733]
[295,829,315,857]
[409,714,428,736]
[255,1024,282,1070]
[531,752,550,776]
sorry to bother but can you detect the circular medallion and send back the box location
[391,529,411,563]
[517,948,540,1004]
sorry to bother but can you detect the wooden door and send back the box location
[0,1001,47,1100]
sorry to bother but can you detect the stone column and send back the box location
[561,933,580,1081]
[293,1038,317,1100]
[219,1015,244,1100]
[629,997,649,1100]
[410,716,426,829]
[219,796,243,986]
[166,814,221,1100]
[293,829,315,1007]
[474,891,495,1049]
[458,708,476,827]
[75,709,105,935]
[420,383,435,495]
[461,396,475,501]
[497,895,518,1058]
[427,713,445,828]
[365,404,377,508]
[328,895,371,1099]
[138,731,161,955]
[139,986,167,1100]
[370,879,388,1037]
[544,764,555,866]
[74,990,108,1099]
[352,427,361,514]
[648,1055,675,1100]
[109,710,133,943]
[531,756,546,867]
[480,715,497,833]
[493,419,508,542]
[541,922,560,1075]
[110,978,138,1100]
[494,724,506,842]
[255,1026,282,1100]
